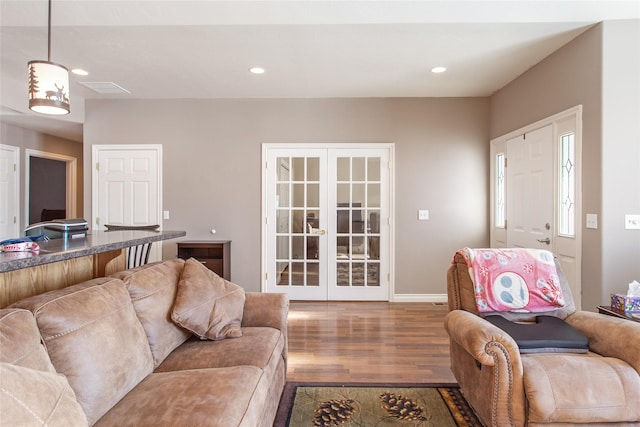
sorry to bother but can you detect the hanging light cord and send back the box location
[47,0,52,62]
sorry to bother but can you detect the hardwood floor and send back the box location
[286,301,456,384]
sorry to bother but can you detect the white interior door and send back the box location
[0,145,19,240]
[263,144,392,301]
[506,125,553,248]
[92,145,162,261]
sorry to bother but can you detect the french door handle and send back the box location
[537,237,551,245]
[307,223,326,235]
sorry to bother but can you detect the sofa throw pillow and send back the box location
[171,258,245,340]
[0,362,88,427]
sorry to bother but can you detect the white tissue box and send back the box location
[610,293,640,314]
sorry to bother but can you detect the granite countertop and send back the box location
[0,230,186,273]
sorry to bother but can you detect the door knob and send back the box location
[537,237,551,245]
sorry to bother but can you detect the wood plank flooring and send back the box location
[286,301,456,384]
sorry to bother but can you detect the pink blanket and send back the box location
[455,248,565,313]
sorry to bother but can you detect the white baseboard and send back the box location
[391,293,448,303]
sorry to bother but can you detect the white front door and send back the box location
[506,125,553,248]
[491,107,582,309]
[0,145,19,240]
[92,145,162,261]
[263,144,392,301]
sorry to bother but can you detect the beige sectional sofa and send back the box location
[0,258,288,427]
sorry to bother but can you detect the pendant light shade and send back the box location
[28,60,70,115]
[28,0,70,115]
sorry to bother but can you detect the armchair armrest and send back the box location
[444,310,523,369]
[565,311,640,372]
[445,310,527,427]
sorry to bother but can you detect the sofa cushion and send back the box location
[522,353,640,423]
[0,308,56,373]
[156,327,285,381]
[111,258,191,367]
[93,366,270,427]
[10,277,154,425]
[0,362,88,427]
[171,257,245,340]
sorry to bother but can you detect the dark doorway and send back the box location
[29,157,66,224]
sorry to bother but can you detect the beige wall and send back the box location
[601,20,640,305]
[84,97,490,295]
[1,122,84,232]
[490,20,640,309]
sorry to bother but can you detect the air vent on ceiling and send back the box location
[80,82,130,94]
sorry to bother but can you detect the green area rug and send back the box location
[274,382,483,427]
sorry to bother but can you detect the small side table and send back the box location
[177,240,231,280]
[597,305,640,323]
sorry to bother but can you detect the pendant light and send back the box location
[28,0,70,115]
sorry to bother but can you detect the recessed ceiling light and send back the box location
[249,67,265,74]
[431,66,447,74]
[71,68,89,76]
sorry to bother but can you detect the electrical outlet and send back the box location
[163,210,170,220]
[586,214,598,229]
[418,210,429,220]
[625,214,640,230]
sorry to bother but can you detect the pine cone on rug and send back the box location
[313,399,356,427]
[379,391,427,421]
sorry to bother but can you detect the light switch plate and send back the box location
[418,209,429,220]
[586,213,597,229]
[163,210,170,220]
[625,214,640,229]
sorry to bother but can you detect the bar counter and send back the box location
[0,230,186,308]
[0,230,186,273]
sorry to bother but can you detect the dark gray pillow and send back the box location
[485,315,589,354]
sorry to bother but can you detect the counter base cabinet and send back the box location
[0,250,124,308]
[177,241,231,280]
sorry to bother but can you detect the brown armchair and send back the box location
[444,249,640,426]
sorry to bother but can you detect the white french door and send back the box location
[263,144,392,301]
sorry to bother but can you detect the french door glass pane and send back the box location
[292,158,305,181]
[292,184,304,207]
[276,210,289,233]
[291,262,304,286]
[307,263,319,286]
[367,158,380,180]
[307,184,319,207]
[292,210,305,234]
[275,156,321,289]
[352,157,366,181]
[276,262,289,286]
[334,156,381,288]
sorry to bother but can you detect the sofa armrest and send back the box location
[444,310,523,369]
[242,292,289,333]
[565,311,640,372]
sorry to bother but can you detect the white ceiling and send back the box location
[1,1,639,142]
